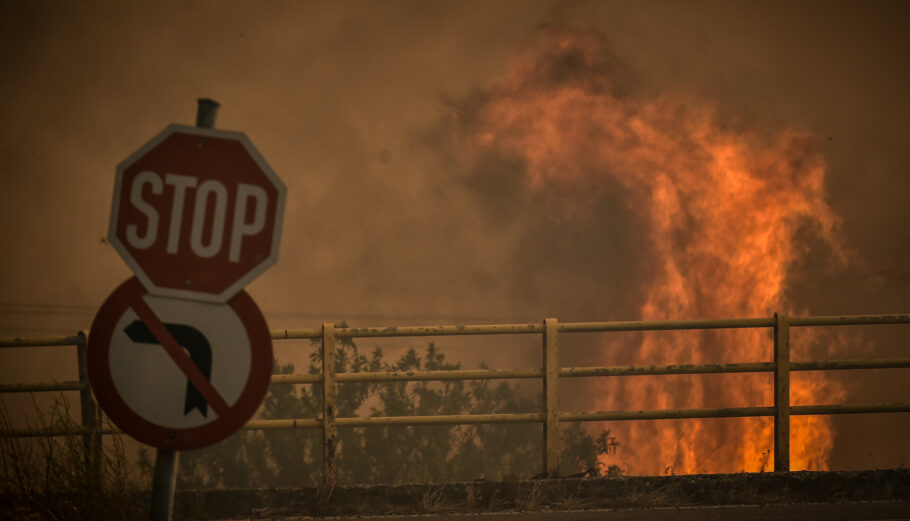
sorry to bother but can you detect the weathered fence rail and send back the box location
[2,313,909,486]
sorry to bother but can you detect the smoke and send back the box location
[1,1,908,473]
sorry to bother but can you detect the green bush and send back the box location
[178,337,620,487]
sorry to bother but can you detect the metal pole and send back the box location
[195,98,220,129]
[149,449,179,521]
[322,323,337,487]
[773,313,790,472]
[542,318,560,476]
[76,331,101,486]
[149,97,220,521]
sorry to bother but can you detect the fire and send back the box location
[457,31,847,474]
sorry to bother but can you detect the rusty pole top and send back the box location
[195,98,220,129]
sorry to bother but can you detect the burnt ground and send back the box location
[169,469,910,520]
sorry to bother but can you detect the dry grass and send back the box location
[0,395,145,521]
[415,484,449,512]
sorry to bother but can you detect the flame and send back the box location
[457,31,847,474]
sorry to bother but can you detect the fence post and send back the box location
[773,313,790,472]
[542,317,560,477]
[322,322,337,487]
[75,330,101,484]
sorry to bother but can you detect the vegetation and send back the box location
[178,336,620,488]
[0,397,143,520]
[0,336,619,519]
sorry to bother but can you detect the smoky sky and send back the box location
[1,1,908,471]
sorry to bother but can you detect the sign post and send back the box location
[154,98,217,521]
[88,98,285,521]
[150,448,178,521]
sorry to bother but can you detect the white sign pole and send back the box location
[149,97,221,521]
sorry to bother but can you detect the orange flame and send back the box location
[458,31,847,474]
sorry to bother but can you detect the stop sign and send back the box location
[109,124,286,303]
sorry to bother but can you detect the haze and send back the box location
[1,1,908,473]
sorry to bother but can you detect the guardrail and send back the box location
[2,313,910,487]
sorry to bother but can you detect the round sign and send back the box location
[109,124,286,303]
[87,277,272,450]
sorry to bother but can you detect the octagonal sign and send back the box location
[109,124,286,303]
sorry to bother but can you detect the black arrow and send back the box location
[124,320,213,417]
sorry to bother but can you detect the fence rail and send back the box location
[1,313,909,485]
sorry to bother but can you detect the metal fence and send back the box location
[2,313,910,486]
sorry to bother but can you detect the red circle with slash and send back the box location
[87,277,272,450]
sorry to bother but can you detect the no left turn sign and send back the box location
[87,277,273,450]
